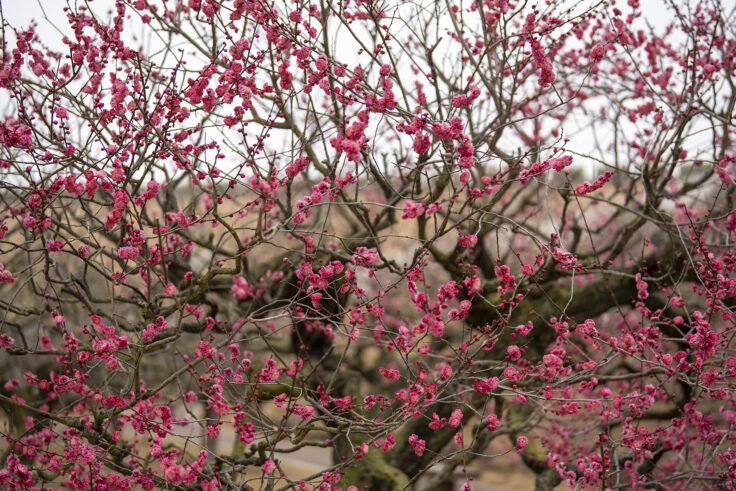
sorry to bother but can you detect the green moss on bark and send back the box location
[336,434,410,490]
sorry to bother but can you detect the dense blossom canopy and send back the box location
[0,0,735,490]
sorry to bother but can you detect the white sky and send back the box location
[1,0,686,49]
[2,0,734,181]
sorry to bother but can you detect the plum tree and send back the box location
[0,0,735,489]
